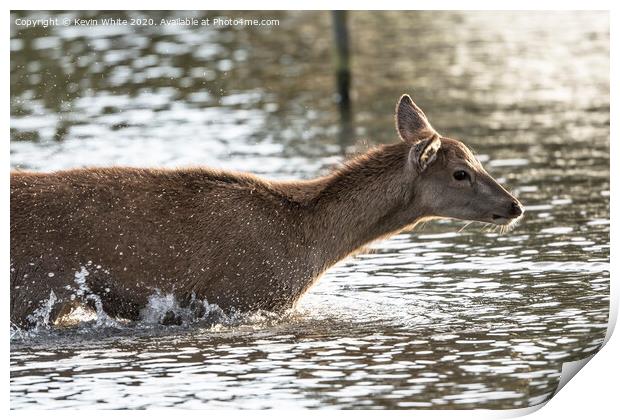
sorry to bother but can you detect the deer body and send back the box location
[10,95,523,328]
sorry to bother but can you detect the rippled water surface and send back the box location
[10,11,609,409]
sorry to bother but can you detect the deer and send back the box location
[10,94,523,328]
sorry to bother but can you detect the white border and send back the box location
[3,2,616,418]
[0,1,616,11]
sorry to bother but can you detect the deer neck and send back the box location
[307,143,423,266]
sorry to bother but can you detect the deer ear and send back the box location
[395,94,437,143]
[409,136,441,172]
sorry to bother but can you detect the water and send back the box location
[10,11,609,409]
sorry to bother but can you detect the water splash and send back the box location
[13,271,293,340]
[71,267,118,328]
[139,291,240,327]
[136,289,299,330]
[24,290,57,331]
[140,292,184,324]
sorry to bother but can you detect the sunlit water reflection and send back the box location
[10,11,609,409]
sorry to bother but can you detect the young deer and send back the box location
[10,94,523,328]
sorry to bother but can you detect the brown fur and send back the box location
[10,95,523,328]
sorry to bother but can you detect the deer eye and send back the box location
[453,170,469,181]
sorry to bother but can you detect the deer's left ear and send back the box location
[395,94,437,143]
[409,136,441,172]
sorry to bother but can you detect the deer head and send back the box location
[396,94,524,229]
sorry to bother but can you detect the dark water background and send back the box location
[10,11,609,409]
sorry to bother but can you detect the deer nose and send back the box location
[509,200,523,217]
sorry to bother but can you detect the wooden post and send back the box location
[332,10,353,150]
